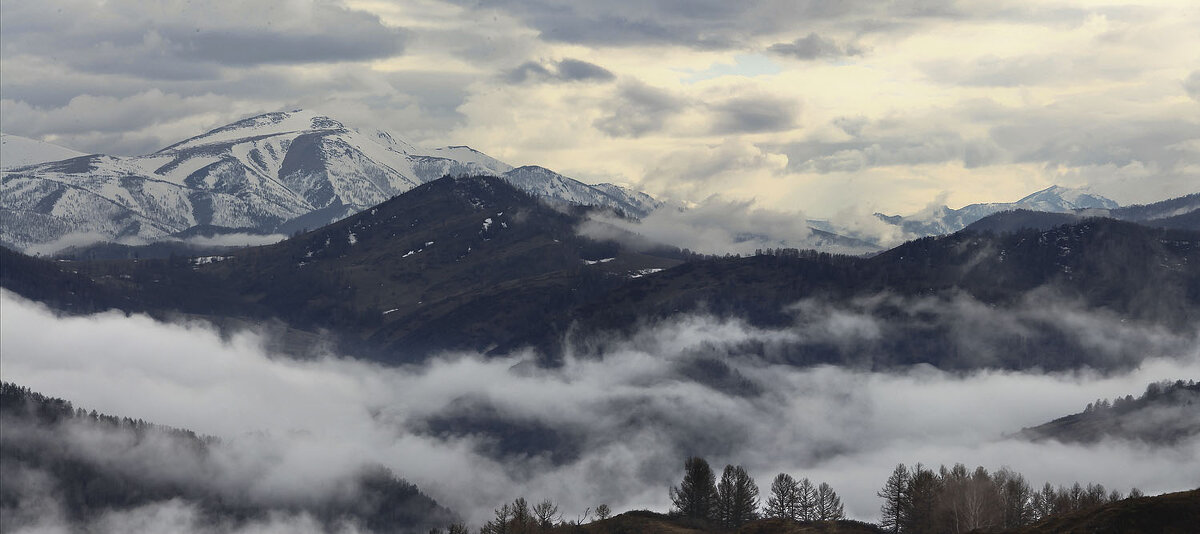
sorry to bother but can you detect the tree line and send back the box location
[877,462,1144,534]
[669,456,845,529]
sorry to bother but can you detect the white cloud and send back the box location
[3,290,1197,528]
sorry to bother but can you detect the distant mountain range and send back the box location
[4,175,1197,369]
[0,110,659,254]
[6,112,1197,257]
[876,185,1122,237]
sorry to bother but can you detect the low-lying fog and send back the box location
[2,290,1197,531]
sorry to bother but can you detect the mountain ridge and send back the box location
[0,110,659,254]
[877,185,1122,237]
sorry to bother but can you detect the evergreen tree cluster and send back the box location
[669,456,844,529]
[1083,379,1197,414]
[876,462,1143,534]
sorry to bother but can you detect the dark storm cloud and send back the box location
[503,58,615,84]
[708,94,801,135]
[593,81,687,138]
[446,0,983,49]
[0,1,408,80]
[767,33,864,60]
[556,59,617,82]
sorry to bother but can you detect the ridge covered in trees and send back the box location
[1018,379,1199,444]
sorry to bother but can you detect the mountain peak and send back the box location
[161,109,347,153]
[0,133,87,169]
[1016,185,1119,210]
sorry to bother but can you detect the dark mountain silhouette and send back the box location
[570,218,1200,369]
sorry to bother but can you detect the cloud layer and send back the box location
[2,0,1196,218]
[3,290,1197,530]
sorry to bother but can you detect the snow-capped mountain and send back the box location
[0,110,657,253]
[0,134,87,169]
[500,165,661,217]
[878,185,1120,237]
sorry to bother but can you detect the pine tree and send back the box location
[716,465,760,528]
[901,465,940,533]
[670,457,719,521]
[878,464,909,533]
[765,473,800,520]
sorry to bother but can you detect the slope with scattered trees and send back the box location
[0,382,456,533]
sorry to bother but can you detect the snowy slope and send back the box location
[879,185,1121,237]
[1,110,660,253]
[427,146,514,175]
[0,134,87,169]
[502,166,660,217]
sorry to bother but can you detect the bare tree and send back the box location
[878,464,909,533]
[765,473,800,520]
[815,482,844,521]
[993,467,1032,528]
[532,499,559,529]
[796,477,817,521]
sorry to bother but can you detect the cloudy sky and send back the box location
[1,0,1198,217]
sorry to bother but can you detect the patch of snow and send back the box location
[482,218,493,231]
[383,308,399,315]
[582,257,616,265]
[348,232,357,245]
[629,268,664,278]
[425,241,434,246]
[191,256,230,265]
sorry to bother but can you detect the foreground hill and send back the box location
[551,512,882,534]
[1001,489,1200,534]
[0,382,456,533]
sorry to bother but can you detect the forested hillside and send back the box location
[0,382,456,533]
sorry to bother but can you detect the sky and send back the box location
[1,0,1198,217]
